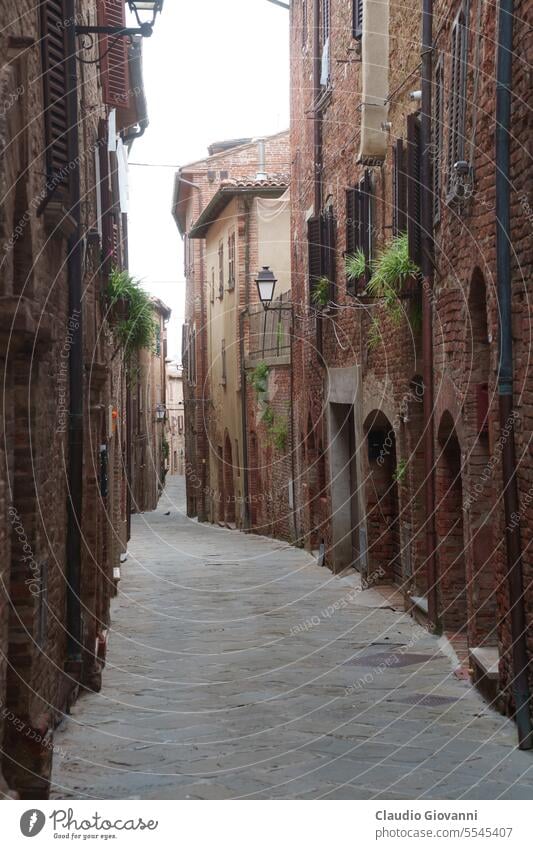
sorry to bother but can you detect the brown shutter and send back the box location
[361,170,373,275]
[353,0,363,39]
[392,138,407,235]
[98,119,113,272]
[433,56,444,222]
[98,0,130,108]
[307,216,322,300]
[346,188,359,255]
[406,112,422,265]
[40,0,70,199]
[321,210,337,301]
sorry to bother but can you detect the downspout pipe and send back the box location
[65,4,83,663]
[495,0,532,750]
[313,0,322,213]
[420,0,438,632]
[240,197,253,530]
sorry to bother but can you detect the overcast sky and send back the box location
[127,0,290,360]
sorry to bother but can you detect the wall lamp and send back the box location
[76,1,164,39]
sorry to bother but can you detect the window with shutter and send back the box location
[228,231,236,290]
[97,0,130,108]
[345,187,360,257]
[406,112,422,265]
[40,0,70,201]
[321,209,337,301]
[307,216,323,301]
[392,138,407,236]
[302,0,308,47]
[322,0,330,41]
[218,241,224,298]
[446,9,468,194]
[361,170,373,274]
[353,0,363,39]
[433,55,444,222]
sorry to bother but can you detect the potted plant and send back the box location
[311,275,331,309]
[345,249,367,295]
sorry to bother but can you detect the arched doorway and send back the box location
[436,412,467,633]
[364,410,401,584]
[465,270,496,645]
[223,432,236,526]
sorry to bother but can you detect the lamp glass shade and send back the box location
[255,266,277,306]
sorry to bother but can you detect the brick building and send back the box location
[130,297,171,512]
[165,360,185,476]
[289,0,532,740]
[0,0,156,796]
[172,133,292,529]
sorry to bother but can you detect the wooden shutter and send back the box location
[353,0,363,39]
[433,56,444,221]
[361,170,373,275]
[392,138,407,235]
[476,383,489,434]
[97,0,130,108]
[323,0,330,40]
[406,112,422,265]
[307,216,322,300]
[447,10,467,192]
[40,0,70,199]
[321,210,337,301]
[346,188,360,255]
[98,119,115,273]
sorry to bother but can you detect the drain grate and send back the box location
[392,693,460,707]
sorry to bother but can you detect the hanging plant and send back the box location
[393,458,408,485]
[107,268,158,358]
[249,361,269,396]
[365,233,420,300]
[345,249,367,289]
[311,275,331,308]
[271,417,289,451]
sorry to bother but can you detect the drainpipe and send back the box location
[495,0,532,750]
[313,0,322,213]
[65,4,83,663]
[420,0,438,631]
[197,188,208,522]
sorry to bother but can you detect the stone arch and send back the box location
[436,411,467,633]
[363,409,401,584]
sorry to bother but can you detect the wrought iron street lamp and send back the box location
[76,1,164,39]
[155,403,166,422]
[255,266,278,310]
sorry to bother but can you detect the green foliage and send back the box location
[162,438,170,460]
[345,249,367,283]
[107,268,157,357]
[393,458,408,485]
[262,404,275,427]
[311,275,331,307]
[249,361,269,395]
[271,417,289,451]
[365,233,420,299]
[367,318,382,351]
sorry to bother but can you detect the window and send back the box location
[97,0,130,108]
[40,0,71,201]
[302,0,308,47]
[155,324,161,357]
[433,54,444,222]
[218,241,224,298]
[221,338,227,386]
[392,138,407,236]
[406,112,422,265]
[178,415,184,433]
[447,8,468,195]
[353,0,363,39]
[320,0,331,86]
[228,231,236,290]
[345,170,373,292]
[183,325,197,385]
[307,208,337,303]
[210,267,215,303]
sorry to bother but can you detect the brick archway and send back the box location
[364,410,401,584]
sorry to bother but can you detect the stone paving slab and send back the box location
[51,476,533,800]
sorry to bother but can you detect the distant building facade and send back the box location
[165,360,185,475]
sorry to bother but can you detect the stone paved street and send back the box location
[51,477,533,800]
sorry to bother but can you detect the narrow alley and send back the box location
[51,477,532,801]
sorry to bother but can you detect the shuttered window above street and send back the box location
[406,112,422,266]
[307,210,337,303]
[346,171,373,295]
[446,7,468,196]
[433,55,444,223]
[392,138,407,236]
[353,0,363,39]
[97,0,130,108]
[40,0,71,202]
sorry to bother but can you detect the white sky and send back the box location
[127,0,290,360]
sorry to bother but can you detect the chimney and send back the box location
[254,138,267,180]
